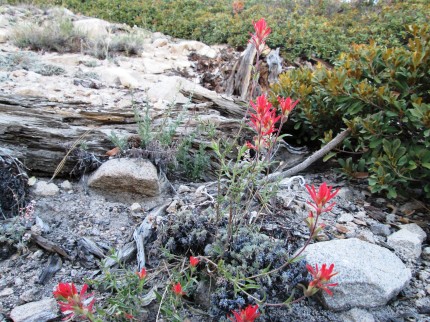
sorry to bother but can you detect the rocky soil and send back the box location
[0,4,430,322]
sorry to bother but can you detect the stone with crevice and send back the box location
[88,158,160,196]
[303,238,411,311]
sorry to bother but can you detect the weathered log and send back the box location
[0,93,246,178]
[30,232,70,259]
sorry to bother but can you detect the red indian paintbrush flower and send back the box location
[190,256,200,267]
[228,304,261,322]
[249,18,271,51]
[278,96,300,118]
[305,263,338,296]
[172,282,185,296]
[137,267,147,280]
[305,182,340,214]
[53,283,95,321]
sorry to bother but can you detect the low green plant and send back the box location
[11,16,85,53]
[272,24,430,198]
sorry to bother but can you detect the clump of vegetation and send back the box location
[11,16,85,53]
[0,155,29,219]
[16,0,430,63]
[0,52,65,76]
[271,23,430,198]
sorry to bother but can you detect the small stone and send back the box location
[400,223,427,242]
[60,180,73,191]
[354,211,366,220]
[10,298,58,322]
[337,213,354,223]
[335,224,349,234]
[386,213,396,223]
[19,289,37,303]
[130,203,142,212]
[166,200,178,214]
[0,288,13,297]
[352,218,367,226]
[33,181,59,196]
[357,230,375,244]
[423,247,430,261]
[370,223,391,237]
[387,228,424,259]
[15,277,23,286]
[28,177,37,186]
[341,308,375,322]
[31,250,44,259]
[153,38,168,48]
[336,187,354,200]
[177,185,191,194]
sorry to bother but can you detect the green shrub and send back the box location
[271,24,430,198]
[18,0,430,63]
[11,17,85,53]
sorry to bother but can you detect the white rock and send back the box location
[15,87,45,97]
[401,223,426,242]
[0,29,9,43]
[146,76,189,103]
[33,181,59,196]
[340,308,375,322]
[130,203,142,212]
[177,185,191,193]
[356,230,375,244]
[60,180,73,191]
[153,38,168,48]
[166,200,178,213]
[0,288,13,297]
[387,227,424,259]
[337,213,354,223]
[142,58,173,74]
[422,247,430,261]
[88,159,160,196]
[303,238,411,311]
[73,18,110,39]
[10,298,58,322]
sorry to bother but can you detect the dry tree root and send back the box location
[266,128,351,183]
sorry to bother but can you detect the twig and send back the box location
[266,128,351,183]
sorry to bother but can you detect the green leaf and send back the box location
[323,151,337,162]
[422,163,430,170]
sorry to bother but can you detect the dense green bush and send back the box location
[10,0,430,63]
[271,24,430,198]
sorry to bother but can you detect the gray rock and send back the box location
[356,230,375,244]
[422,247,430,261]
[33,181,59,196]
[303,238,411,311]
[337,213,354,223]
[0,288,13,297]
[60,180,73,191]
[387,224,426,259]
[370,222,391,237]
[130,202,142,212]
[9,298,58,322]
[73,18,110,39]
[340,308,375,322]
[88,159,160,196]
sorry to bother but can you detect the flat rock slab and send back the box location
[303,238,411,311]
[10,298,58,322]
[88,158,160,196]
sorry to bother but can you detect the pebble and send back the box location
[130,202,142,212]
[370,222,391,237]
[60,180,73,191]
[423,247,430,261]
[14,277,23,286]
[0,288,13,297]
[337,213,354,223]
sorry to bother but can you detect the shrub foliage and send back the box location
[271,24,430,198]
[10,0,430,63]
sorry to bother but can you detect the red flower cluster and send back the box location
[172,282,185,296]
[137,267,147,280]
[246,94,298,153]
[228,304,260,322]
[305,182,339,215]
[53,283,95,321]
[190,256,200,267]
[249,18,271,51]
[305,263,338,296]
